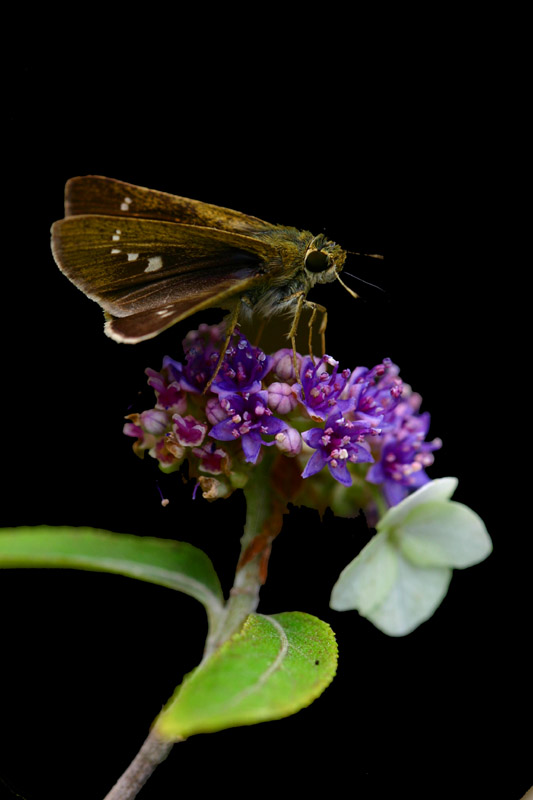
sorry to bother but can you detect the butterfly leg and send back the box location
[286,292,306,378]
[319,307,328,354]
[203,301,242,394]
[303,300,328,359]
[286,293,327,377]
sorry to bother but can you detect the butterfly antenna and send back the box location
[343,272,385,292]
[346,250,384,260]
[336,272,359,300]
[342,251,385,292]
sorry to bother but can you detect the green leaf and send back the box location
[155,611,338,740]
[397,501,493,568]
[0,527,224,621]
[330,531,398,615]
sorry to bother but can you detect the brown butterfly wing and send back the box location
[103,278,258,343]
[51,215,281,343]
[64,176,277,235]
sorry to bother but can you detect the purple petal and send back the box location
[384,480,409,507]
[410,471,431,489]
[328,461,352,486]
[366,462,386,483]
[351,444,374,464]
[123,422,143,438]
[209,420,238,442]
[302,427,326,449]
[261,416,286,435]
[162,356,183,382]
[241,432,262,463]
[302,449,327,479]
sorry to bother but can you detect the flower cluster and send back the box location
[124,324,440,506]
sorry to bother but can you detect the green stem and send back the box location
[204,453,280,658]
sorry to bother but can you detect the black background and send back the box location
[1,48,528,800]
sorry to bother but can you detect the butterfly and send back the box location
[51,176,360,382]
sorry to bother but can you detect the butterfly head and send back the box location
[304,234,347,286]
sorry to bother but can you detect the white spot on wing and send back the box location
[120,197,133,211]
[127,253,139,261]
[112,234,120,241]
[145,256,163,273]
[157,309,174,317]
[111,248,121,254]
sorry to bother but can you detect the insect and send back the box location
[51,176,360,384]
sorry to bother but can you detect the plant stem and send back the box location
[203,455,279,657]
[104,453,282,798]
[103,728,176,800]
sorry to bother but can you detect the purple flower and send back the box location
[209,391,285,464]
[123,410,171,457]
[123,418,144,441]
[212,335,272,396]
[191,443,230,475]
[123,415,153,456]
[295,355,353,422]
[126,320,444,516]
[145,359,187,413]
[179,323,226,393]
[171,414,208,447]
[302,413,375,487]
[344,359,403,429]
[152,437,185,467]
[367,405,442,506]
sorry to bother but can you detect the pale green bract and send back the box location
[330,478,492,636]
[155,611,338,739]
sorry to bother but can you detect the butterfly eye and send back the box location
[305,249,331,273]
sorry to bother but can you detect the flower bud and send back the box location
[271,348,302,382]
[139,409,170,435]
[267,382,298,415]
[275,426,302,456]
[205,397,229,425]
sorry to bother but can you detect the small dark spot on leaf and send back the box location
[315,660,320,665]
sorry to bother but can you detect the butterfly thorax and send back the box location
[243,228,346,318]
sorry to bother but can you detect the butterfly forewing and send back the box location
[51,214,279,342]
[65,176,277,235]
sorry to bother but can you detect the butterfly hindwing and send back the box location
[103,276,258,343]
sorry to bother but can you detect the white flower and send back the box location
[330,478,492,636]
